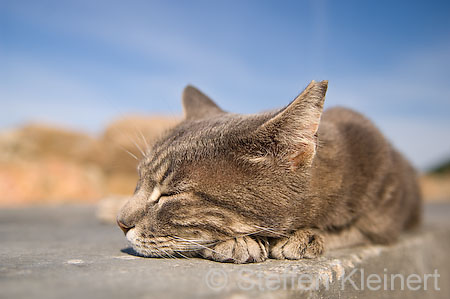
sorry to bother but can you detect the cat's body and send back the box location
[310,107,420,236]
[117,81,421,263]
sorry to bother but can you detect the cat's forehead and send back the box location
[172,112,274,139]
[138,112,272,172]
[157,114,256,146]
[146,116,238,160]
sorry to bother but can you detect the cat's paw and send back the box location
[270,229,324,260]
[200,236,269,263]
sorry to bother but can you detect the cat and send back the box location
[117,81,422,263]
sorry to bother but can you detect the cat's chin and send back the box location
[125,228,201,258]
[129,244,167,258]
[125,229,159,257]
[123,229,148,256]
[128,243,199,259]
[124,227,138,248]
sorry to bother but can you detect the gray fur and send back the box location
[117,81,422,263]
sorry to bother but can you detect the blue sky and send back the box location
[1,0,450,170]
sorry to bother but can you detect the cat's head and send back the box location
[117,80,328,257]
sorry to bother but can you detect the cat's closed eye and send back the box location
[159,192,179,199]
[149,188,180,204]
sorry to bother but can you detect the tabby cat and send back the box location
[117,81,421,263]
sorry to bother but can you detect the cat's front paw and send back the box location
[200,236,269,263]
[270,229,324,260]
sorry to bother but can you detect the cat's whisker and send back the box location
[132,129,149,156]
[174,251,191,259]
[252,225,289,237]
[172,243,215,250]
[173,240,221,249]
[173,248,201,252]
[120,146,139,161]
[154,250,164,259]
[207,230,269,245]
[253,226,286,237]
[169,235,214,244]
[175,240,218,246]
[130,138,145,158]
[237,229,267,237]
[136,239,179,260]
[136,128,150,155]
[108,131,139,161]
[215,229,265,243]
[158,247,176,259]
[169,236,224,257]
[116,127,145,158]
[110,126,145,159]
[143,244,163,259]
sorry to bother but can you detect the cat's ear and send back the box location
[254,80,328,169]
[182,85,224,120]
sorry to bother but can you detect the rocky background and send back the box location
[0,116,179,206]
[0,116,448,206]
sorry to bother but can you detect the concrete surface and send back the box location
[1,203,449,299]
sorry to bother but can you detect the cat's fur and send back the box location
[117,81,422,263]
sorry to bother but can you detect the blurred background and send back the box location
[1,0,449,206]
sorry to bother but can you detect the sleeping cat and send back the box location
[117,81,422,263]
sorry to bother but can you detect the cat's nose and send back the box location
[117,219,134,235]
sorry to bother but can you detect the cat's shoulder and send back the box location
[322,106,370,124]
[319,106,388,147]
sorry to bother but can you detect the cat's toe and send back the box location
[201,236,268,263]
[244,236,269,263]
[269,238,290,260]
[269,229,324,260]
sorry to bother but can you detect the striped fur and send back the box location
[117,81,422,263]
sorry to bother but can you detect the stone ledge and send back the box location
[0,203,449,299]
